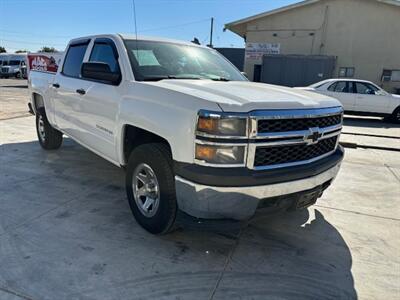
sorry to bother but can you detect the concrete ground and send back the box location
[0,79,30,121]
[0,79,399,299]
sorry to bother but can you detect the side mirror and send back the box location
[241,71,248,78]
[81,62,120,85]
[366,89,376,95]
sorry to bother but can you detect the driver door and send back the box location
[353,82,389,114]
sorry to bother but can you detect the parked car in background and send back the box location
[0,54,27,78]
[296,79,400,123]
[28,34,344,234]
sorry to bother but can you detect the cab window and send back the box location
[89,42,120,73]
[62,42,89,78]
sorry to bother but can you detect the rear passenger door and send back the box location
[325,81,356,111]
[54,39,92,138]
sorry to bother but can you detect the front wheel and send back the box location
[36,108,63,150]
[125,143,177,234]
[391,107,400,124]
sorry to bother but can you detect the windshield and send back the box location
[309,80,330,88]
[8,60,21,66]
[124,40,246,81]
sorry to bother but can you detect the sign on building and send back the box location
[245,42,280,60]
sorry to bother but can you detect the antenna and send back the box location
[132,0,138,40]
[209,17,214,48]
[131,0,140,64]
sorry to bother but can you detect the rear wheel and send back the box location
[391,107,400,124]
[125,143,177,234]
[36,108,63,150]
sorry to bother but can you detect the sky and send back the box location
[0,0,298,53]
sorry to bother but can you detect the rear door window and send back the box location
[62,43,89,78]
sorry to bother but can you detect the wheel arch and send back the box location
[121,124,173,166]
[32,92,45,113]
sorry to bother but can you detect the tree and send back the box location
[0,46,6,53]
[15,49,28,53]
[39,46,58,53]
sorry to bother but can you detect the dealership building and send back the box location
[225,0,400,92]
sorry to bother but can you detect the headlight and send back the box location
[196,111,247,137]
[195,144,245,165]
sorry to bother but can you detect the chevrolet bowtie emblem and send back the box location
[304,127,323,145]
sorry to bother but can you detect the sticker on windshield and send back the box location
[132,50,160,66]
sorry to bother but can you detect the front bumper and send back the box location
[175,151,342,220]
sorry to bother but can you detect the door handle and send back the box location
[52,83,60,88]
[76,88,86,95]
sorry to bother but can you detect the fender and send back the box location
[115,82,221,166]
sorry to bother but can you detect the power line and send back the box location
[137,18,210,33]
[0,29,73,39]
[0,18,210,38]
[0,39,66,47]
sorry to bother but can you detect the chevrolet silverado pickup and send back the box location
[28,34,344,234]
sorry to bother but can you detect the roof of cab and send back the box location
[68,33,208,49]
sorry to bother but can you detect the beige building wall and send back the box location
[236,0,400,91]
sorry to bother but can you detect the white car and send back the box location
[297,79,400,123]
[28,34,344,234]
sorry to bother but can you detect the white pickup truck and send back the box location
[29,34,344,234]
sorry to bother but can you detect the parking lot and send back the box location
[0,78,399,299]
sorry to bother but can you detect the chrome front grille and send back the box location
[257,114,342,133]
[254,136,338,167]
[1,67,8,73]
[247,107,343,170]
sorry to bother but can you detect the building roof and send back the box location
[225,0,400,36]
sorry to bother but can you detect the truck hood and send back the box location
[149,80,341,112]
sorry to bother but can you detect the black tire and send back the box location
[391,107,400,124]
[36,108,63,150]
[15,72,20,79]
[125,143,177,234]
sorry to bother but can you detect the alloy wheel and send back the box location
[132,163,160,217]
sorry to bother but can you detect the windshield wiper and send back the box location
[210,77,230,82]
[142,75,202,81]
[167,75,202,80]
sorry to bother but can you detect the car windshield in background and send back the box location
[309,80,328,88]
[8,60,21,65]
[124,40,246,82]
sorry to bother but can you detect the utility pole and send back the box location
[209,17,214,48]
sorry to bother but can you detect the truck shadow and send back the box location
[177,206,356,299]
[0,138,356,299]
